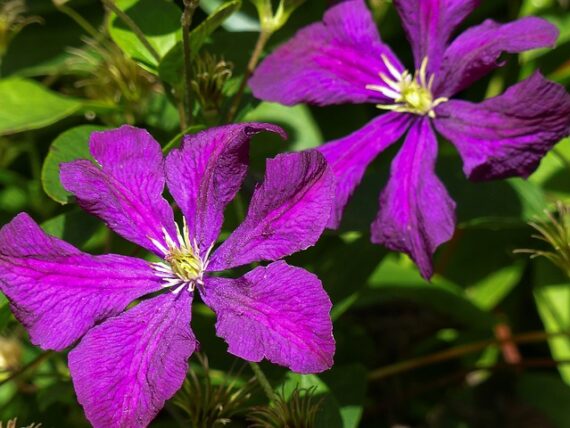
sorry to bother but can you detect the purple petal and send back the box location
[394,0,479,74]
[165,123,286,253]
[435,72,570,180]
[435,17,558,97]
[319,112,413,228]
[201,261,334,373]
[0,213,162,351]
[60,125,176,256]
[371,119,456,279]
[208,151,334,271]
[69,291,196,428]
[249,0,403,106]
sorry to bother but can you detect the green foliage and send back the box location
[0,77,82,135]
[41,125,106,204]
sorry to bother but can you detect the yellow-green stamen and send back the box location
[366,56,448,118]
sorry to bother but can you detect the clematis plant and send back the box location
[249,0,570,279]
[0,124,335,428]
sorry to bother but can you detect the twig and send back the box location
[249,362,276,401]
[0,351,53,388]
[101,0,161,63]
[226,30,272,122]
[368,330,570,381]
[181,0,200,127]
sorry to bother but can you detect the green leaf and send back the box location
[363,255,496,329]
[201,0,259,31]
[466,262,525,310]
[0,78,82,136]
[159,0,242,87]
[245,102,323,151]
[109,0,182,72]
[41,125,107,205]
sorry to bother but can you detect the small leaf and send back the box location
[41,125,107,204]
[0,78,82,135]
[108,0,182,72]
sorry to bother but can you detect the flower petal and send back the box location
[371,119,456,279]
[394,0,479,74]
[435,72,570,180]
[201,261,334,373]
[0,213,162,351]
[435,17,558,97]
[249,0,403,106]
[60,125,176,257]
[69,291,196,428]
[165,123,286,253]
[208,151,334,271]
[319,112,413,228]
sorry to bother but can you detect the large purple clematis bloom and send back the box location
[249,0,570,279]
[0,124,335,428]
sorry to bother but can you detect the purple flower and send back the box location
[249,0,570,279]
[0,124,336,428]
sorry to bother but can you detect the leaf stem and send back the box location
[0,351,53,388]
[249,362,276,401]
[101,0,161,63]
[55,2,101,39]
[368,329,570,381]
[181,0,200,127]
[226,29,272,122]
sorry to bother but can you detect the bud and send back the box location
[247,386,323,427]
[249,0,306,33]
[515,201,570,277]
[191,52,233,122]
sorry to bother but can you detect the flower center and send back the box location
[149,218,211,294]
[366,56,448,118]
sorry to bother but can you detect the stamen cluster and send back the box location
[150,219,212,294]
[366,56,448,118]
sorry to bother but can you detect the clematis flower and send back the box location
[0,124,335,428]
[249,0,570,279]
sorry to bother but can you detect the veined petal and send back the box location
[394,0,479,74]
[201,261,334,374]
[165,123,286,253]
[435,72,570,180]
[69,291,196,428]
[60,126,176,256]
[435,17,558,97]
[0,213,162,351]
[319,112,413,229]
[371,119,456,279]
[249,0,403,106]
[208,151,334,271]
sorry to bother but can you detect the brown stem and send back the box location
[226,30,272,122]
[368,330,570,381]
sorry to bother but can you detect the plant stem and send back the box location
[0,351,53,388]
[101,0,161,63]
[226,29,272,122]
[55,2,101,39]
[181,0,199,127]
[368,330,570,381]
[249,362,276,401]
